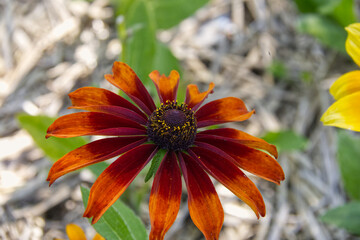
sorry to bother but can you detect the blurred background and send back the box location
[1,0,360,239]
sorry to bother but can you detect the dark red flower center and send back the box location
[147,101,197,151]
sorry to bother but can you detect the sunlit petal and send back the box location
[149,70,180,103]
[196,97,255,128]
[197,128,278,158]
[345,23,360,67]
[189,147,266,218]
[195,140,284,185]
[321,92,360,131]
[84,144,158,223]
[185,82,215,111]
[66,224,86,240]
[104,62,156,115]
[92,233,105,240]
[179,153,224,240]
[149,151,182,240]
[329,71,360,100]
[47,137,147,185]
[46,112,145,138]
[69,87,147,119]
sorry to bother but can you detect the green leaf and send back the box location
[297,14,347,53]
[337,131,360,200]
[144,148,167,182]
[151,0,209,29]
[153,41,181,76]
[262,130,307,153]
[294,0,320,13]
[17,114,87,161]
[81,186,148,240]
[294,0,341,14]
[331,0,356,27]
[321,201,360,235]
[87,162,110,178]
[122,0,157,85]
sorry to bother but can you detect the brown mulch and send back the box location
[0,0,355,239]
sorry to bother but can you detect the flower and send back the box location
[47,62,285,240]
[321,23,360,131]
[56,223,104,240]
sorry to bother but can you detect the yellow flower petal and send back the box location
[345,23,360,67]
[92,233,105,240]
[66,224,87,240]
[330,70,360,100]
[321,92,360,131]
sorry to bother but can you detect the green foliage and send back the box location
[331,0,357,27]
[294,0,356,53]
[337,131,360,200]
[262,130,307,153]
[17,114,87,161]
[267,60,287,80]
[297,14,347,53]
[115,0,208,89]
[151,0,209,30]
[321,201,360,235]
[294,0,356,26]
[144,148,167,182]
[81,187,148,240]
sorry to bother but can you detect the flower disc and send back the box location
[147,101,197,151]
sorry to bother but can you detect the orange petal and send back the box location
[47,137,147,185]
[149,151,182,240]
[149,70,180,103]
[185,82,215,111]
[321,92,360,131]
[104,62,156,115]
[345,23,360,67]
[84,144,157,223]
[189,147,266,218]
[195,140,284,185]
[69,87,147,119]
[69,105,147,125]
[46,112,145,138]
[195,97,255,128]
[92,233,105,240]
[66,224,86,240]
[179,153,224,240]
[197,128,278,158]
[329,71,360,100]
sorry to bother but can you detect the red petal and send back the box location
[178,153,224,240]
[69,105,147,125]
[47,137,147,185]
[149,151,182,240]
[196,97,255,128]
[69,87,147,119]
[46,112,145,138]
[149,70,180,103]
[197,128,278,158]
[189,147,266,218]
[195,140,284,185]
[104,62,156,115]
[185,82,214,111]
[84,144,158,223]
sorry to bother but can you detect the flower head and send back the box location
[47,62,285,240]
[321,23,360,131]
